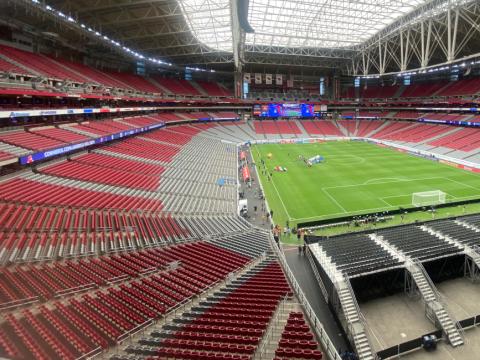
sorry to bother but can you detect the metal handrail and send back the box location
[411,259,441,302]
[342,274,362,319]
[0,296,39,311]
[116,318,154,344]
[305,248,329,302]
[54,282,96,298]
[411,258,465,343]
[74,346,102,360]
[342,273,378,360]
[472,244,480,256]
[255,295,288,359]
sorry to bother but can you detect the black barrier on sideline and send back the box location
[376,329,443,360]
[299,197,480,231]
[459,317,476,328]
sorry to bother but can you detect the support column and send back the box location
[234,71,243,99]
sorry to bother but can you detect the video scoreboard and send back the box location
[253,103,325,118]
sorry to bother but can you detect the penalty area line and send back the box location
[321,188,347,213]
[378,197,393,207]
[445,177,480,193]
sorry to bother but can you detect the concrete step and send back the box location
[353,332,375,360]
[190,81,209,96]
[147,77,171,94]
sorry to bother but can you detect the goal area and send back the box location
[412,190,447,207]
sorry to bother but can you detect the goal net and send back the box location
[412,190,447,207]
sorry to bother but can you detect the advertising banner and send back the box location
[276,74,283,85]
[242,166,251,181]
[19,123,165,165]
[265,74,272,85]
[2,106,160,119]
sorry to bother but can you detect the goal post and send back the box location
[412,190,447,207]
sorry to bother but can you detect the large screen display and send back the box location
[256,103,314,117]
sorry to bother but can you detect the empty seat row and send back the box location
[0,177,163,212]
[275,312,323,359]
[0,131,66,151]
[141,129,195,145]
[428,220,480,247]
[0,240,245,309]
[124,259,291,359]
[316,234,403,276]
[104,137,180,163]
[208,229,270,259]
[0,241,251,359]
[0,201,190,264]
[300,121,343,136]
[378,226,462,260]
[0,44,232,96]
[40,160,160,191]
[73,152,165,176]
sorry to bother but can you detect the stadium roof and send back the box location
[179,0,430,51]
[5,0,480,74]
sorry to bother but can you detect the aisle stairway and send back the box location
[405,260,464,347]
[337,280,375,360]
[253,301,298,359]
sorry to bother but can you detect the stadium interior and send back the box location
[1,0,480,360]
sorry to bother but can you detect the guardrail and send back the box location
[116,318,154,344]
[305,249,329,302]
[54,282,96,298]
[342,273,378,359]
[74,346,102,360]
[0,296,39,311]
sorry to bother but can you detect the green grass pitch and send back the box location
[251,140,480,227]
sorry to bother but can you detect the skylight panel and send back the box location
[178,0,435,51]
[178,0,233,52]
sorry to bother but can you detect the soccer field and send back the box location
[252,141,480,227]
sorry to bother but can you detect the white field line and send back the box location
[253,145,293,221]
[363,177,407,185]
[270,176,293,221]
[445,177,480,192]
[321,188,347,213]
[254,143,480,223]
[382,192,458,200]
[381,194,414,200]
[378,197,393,207]
[380,192,457,207]
[279,176,478,223]
[292,192,479,223]
[323,176,445,191]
